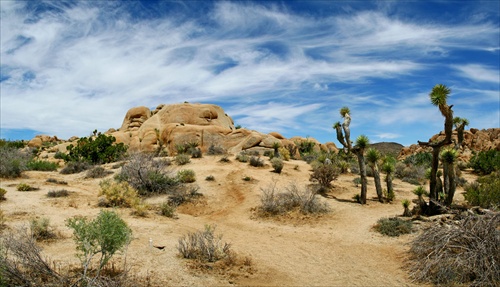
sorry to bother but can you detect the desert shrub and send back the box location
[205,175,215,181]
[53,151,66,160]
[0,139,26,149]
[309,164,340,189]
[278,147,291,161]
[159,201,177,218]
[259,183,329,215]
[64,133,127,164]
[207,145,226,155]
[47,189,69,198]
[175,154,191,165]
[249,156,264,167]
[270,158,284,173]
[0,146,31,178]
[470,150,500,175]
[394,162,426,185]
[16,183,37,191]
[235,152,249,163]
[374,217,412,237]
[408,213,499,286]
[464,171,500,210]
[296,139,315,155]
[177,169,196,183]
[66,210,132,277]
[117,153,178,195]
[219,155,230,163]
[403,152,432,167]
[168,186,202,207]
[0,188,6,200]
[190,147,202,158]
[60,161,92,174]
[27,160,58,171]
[98,179,140,208]
[177,225,231,262]
[85,166,112,179]
[243,176,252,181]
[30,217,57,241]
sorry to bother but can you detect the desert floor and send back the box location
[0,155,475,286]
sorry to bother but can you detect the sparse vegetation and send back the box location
[259,182,329,216]
[47,189,69,198]
[374,217,412,237]
[117,153,178,195]
[177,225,231,262]
[30,217,57,241]
[85,166,113,178]
[408,213,499,286]
[60,161,92,174]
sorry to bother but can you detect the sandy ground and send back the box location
[0,155,473,286]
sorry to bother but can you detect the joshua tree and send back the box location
[333,107,369,204]
[453,117,469,149]
[418,84,454,209]
[366,148,384,203]
[402,199,412,217]
[440,148,458,205]
[272,142,281,159]
[381,157,395,202]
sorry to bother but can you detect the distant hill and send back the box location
[370,142,404,157]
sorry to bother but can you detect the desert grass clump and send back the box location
[46,178,68,185]
[408,213,499,286]
[0,146,31,178]
[30,217,58,241]
[98,179,141,208]
[177,169,196,183]
[0,188,6,200]
[270,158,284,173]
[235,152,249,163]
[205,175,215,181]
[175,154,191,165]
[249,156,264,167]
[85,166,113,179]
[177,225,231,262]
[60,161,92,174]
[401,199,412,217]
[219,155,230,163]
[374,217,413,237]
[47,189,69,198]
[159,201,177,218]
[117,153,178,195]
[16,183,37,191]
[259,183,329,216]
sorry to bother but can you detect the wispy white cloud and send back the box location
[452,64,500,83]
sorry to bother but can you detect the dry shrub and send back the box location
[249,156,264,167]
[47,189,69,198]
[98,179,141,208]
[16,183,38,191]
[270,158,284,173]
[408,213,500,286]
[259,182,329,216]
[168,186,203,207]
[177,225,231,262]
[85,166,113,179]
[309,163,340,189]
[60,161,92,174]
[30,217,58,241]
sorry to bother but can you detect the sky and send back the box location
[1,0,499,146]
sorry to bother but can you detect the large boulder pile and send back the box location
[107,103,337,155]
[398,128,500,161]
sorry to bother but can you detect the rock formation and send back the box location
[398,128,500,162]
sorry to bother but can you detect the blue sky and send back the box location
[1,0,499,146]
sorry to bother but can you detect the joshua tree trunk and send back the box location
[385,173,393,199]
[442,161,449,200]
[342,113,352,150]
[370,163,384,203]
[445,163,456,206]
[354,150,368,204]
[436,175,443,199]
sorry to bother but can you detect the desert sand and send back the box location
[0,155,473,286]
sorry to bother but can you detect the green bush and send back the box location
[270,158,284,173]
[374,217,413,237]
[27,160,58,171]
[66,210,132,277]
[16,183,37,191]
[60,161,92,174]
[177,169,196,183]
[296,139,315,155]
[403,152,432,167]
[98,179,141,208]
[117,153,178,195]
[0,139,26,149]
[177,225,231,262]
[0,188,6,200]
[175,154,191,165]
[64,133,127,164]
[470,150,500,175]
[464,171,500,210]
[0,147,31,178]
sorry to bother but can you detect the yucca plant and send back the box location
[381,157,395,201]
[402,199,412,217]
[366,148,384,203]
[413,186,427,204]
